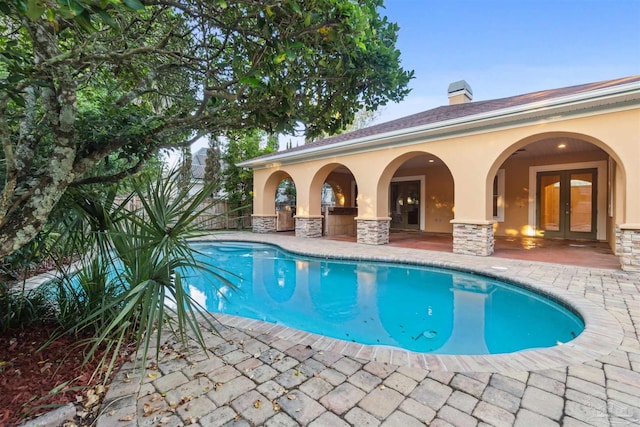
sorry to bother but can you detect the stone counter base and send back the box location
[295,216,323,238]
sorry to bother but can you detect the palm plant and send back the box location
[49,168,225,378]
[50,186,124,333]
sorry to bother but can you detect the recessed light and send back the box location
[558,143,567,149]
[428,159,435,163]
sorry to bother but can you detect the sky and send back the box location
[184,0,640,155]
[374,0,640,123]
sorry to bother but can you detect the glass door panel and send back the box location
[539,174,561,232]
[569,173,593,233]
[390,183,402,228]
[390,180,421,230]
[537,169,597,240]
[406,181,420,227]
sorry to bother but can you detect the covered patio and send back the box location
[324,231,620,270]
[240,76,640,271]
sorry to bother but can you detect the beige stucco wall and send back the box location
[252,107,639,245]
[325,171,355,207]
[424,165,454,233]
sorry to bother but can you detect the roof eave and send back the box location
[237,81,640,168]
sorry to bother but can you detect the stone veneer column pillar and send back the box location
[615,225,622,255]
[295,215,323,238]
[252,214,277,233]
[617,224,640,272]
[356,217,391,245]
[451,220,495,256]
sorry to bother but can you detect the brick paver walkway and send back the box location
[96,233,640,427]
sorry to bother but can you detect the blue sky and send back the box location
[376,0,640,122]
[185,0,639,155]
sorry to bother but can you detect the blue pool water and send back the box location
[185,241,584,355]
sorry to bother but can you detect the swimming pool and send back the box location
[186,241,584,355]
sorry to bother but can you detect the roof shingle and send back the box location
[255,75,640,161]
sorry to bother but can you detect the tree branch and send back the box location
[70,151,153,187]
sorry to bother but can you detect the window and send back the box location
[493,169,505,222]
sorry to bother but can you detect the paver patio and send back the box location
[95,232,640,426]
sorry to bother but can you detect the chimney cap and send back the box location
[448,80,473,96]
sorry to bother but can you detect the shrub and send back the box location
[48,169,226,377]
[0,283,56,332]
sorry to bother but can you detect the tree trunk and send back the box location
[0,19,79,259]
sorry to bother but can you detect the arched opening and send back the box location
[321,183,337,208]
[488,132,625,255]
[275,177,297,231]
[310,163,358,237]
[379,152,454,240]
[261,171,298,232]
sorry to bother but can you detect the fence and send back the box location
[115,196,253,231]
[195,202,253,230]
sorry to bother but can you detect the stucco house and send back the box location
[238,76,640,271]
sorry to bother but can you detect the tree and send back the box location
[222,130,277,213]
[306,106,382,142]
[204,137,223,197]
[0,0,412,258]
[178,147,193,189]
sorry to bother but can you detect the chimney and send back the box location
[448,80,473,105]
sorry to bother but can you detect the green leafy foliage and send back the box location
[45,169,231,376]
[0,231,57,281]
[204,137,223,197]
[0,283,56,331]
[222,130,278,212]
[0,0,412,259]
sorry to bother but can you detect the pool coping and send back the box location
[193,232,624,372]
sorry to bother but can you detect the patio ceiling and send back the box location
[509,137,603,158]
